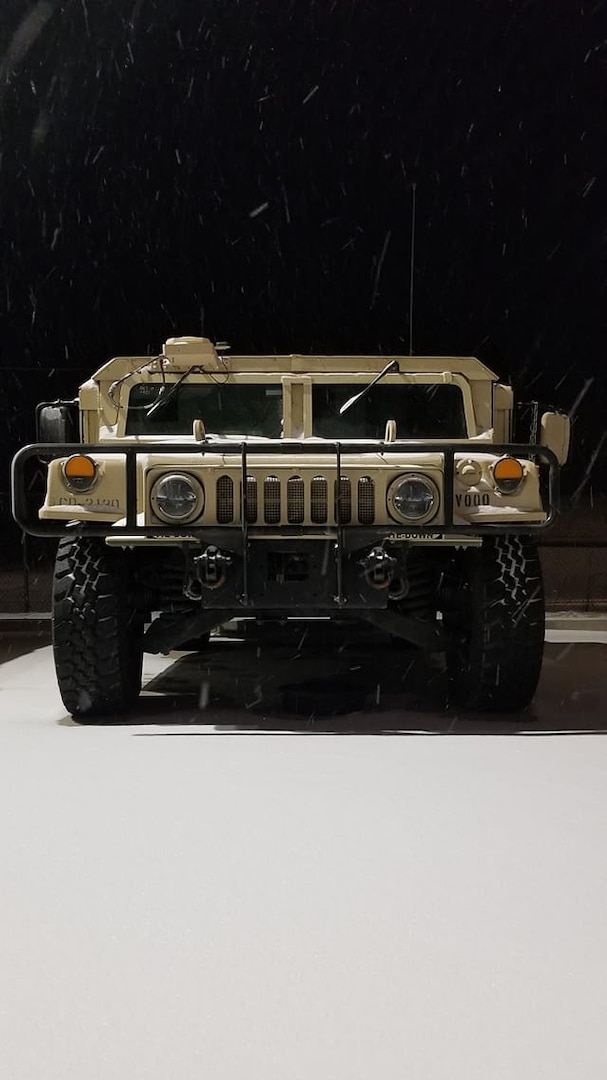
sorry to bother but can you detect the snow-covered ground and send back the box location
[1,632,607,1079]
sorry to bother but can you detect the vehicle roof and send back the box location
[90,337,499,383]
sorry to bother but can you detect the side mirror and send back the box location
[539,411,570,466]
[36,400,80,443]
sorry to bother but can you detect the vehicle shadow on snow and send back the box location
[90,624,607,736]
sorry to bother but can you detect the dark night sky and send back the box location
[0,0,605,496]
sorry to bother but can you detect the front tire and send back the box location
[443,535,545,712]
[53,538,143,719]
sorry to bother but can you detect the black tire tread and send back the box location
[445,535,545,712]
[53,538,142,719]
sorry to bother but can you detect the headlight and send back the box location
[151,473,204,523]
[387,474,439,524]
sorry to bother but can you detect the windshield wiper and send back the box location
[145,368,194,418]
[339,359,400,416]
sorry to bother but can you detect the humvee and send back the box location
[11,336,570,718]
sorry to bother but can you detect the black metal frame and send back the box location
[12,438,561,543]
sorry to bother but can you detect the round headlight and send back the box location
[387,474,439,524]
[151,473,204,524]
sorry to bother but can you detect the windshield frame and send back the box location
[105,371,476,441]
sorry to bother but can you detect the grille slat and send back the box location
[334,477,352,524]
[264,476,281,524]
[287,476,305,524]
[310,476,328,524]
[357,476,375,524]
[244,476,258,523]
[216,475,234,523]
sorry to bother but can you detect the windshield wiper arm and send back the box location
[145,368,193,417]
[339,359,400,416]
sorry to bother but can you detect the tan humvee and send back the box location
[12,336,570,718]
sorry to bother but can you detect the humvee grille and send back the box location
[213,472,375,525]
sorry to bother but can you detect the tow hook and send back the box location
[184,546,232,599]
[360,546,397,590]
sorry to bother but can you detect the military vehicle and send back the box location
[11,336,570,718]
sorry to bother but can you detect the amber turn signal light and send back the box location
[492,456,524,494]
[62,454,98,492]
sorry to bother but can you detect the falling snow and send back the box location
[0,0,605,571]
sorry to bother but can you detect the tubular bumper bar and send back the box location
[11,439,560,539]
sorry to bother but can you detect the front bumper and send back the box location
[12,437,560,539]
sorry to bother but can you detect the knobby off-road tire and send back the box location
[443,535,545,712]
[53,538,143,720]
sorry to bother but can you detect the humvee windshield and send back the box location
[126,379,467,439]
[313,383,467,439]
[126,383,283,437]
